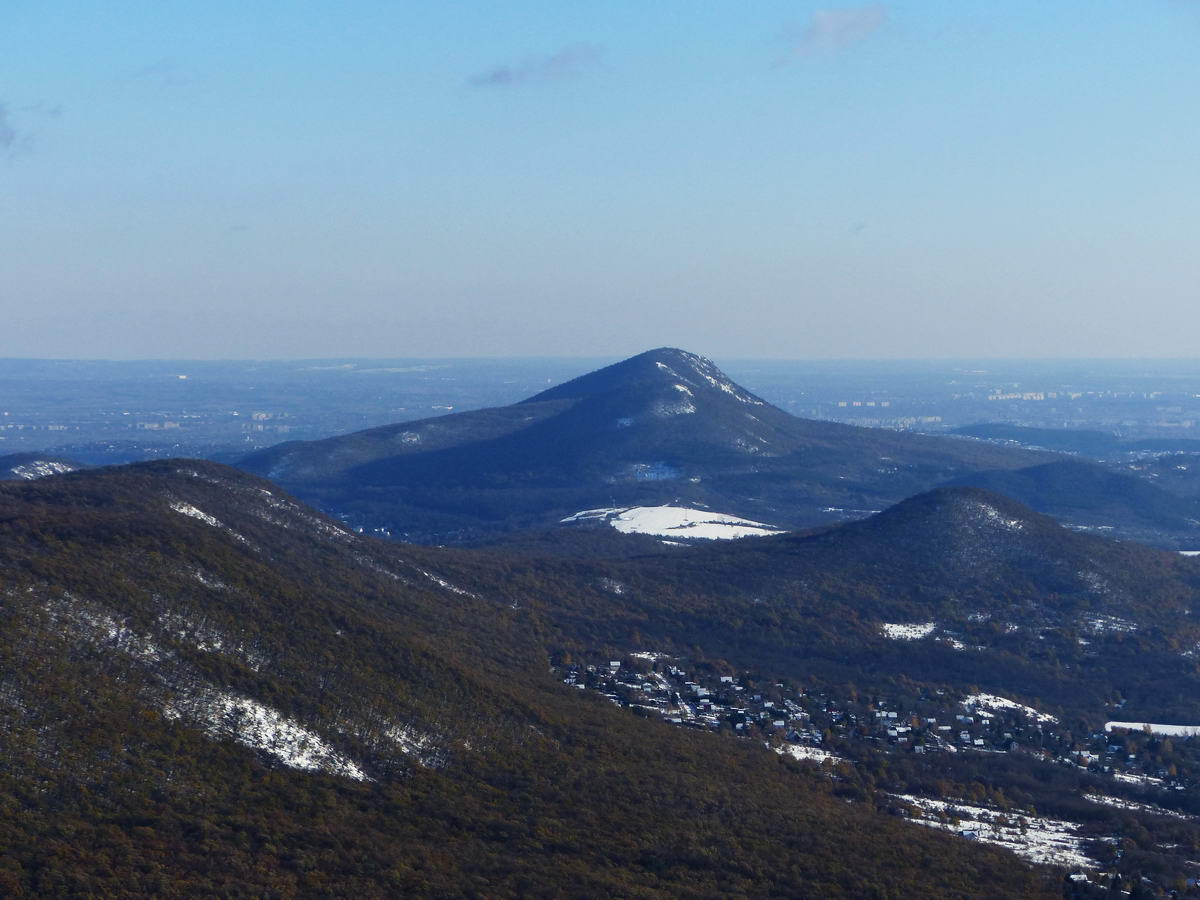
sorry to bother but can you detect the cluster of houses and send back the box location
[558,656,1046,755]
[557,654,1200,793]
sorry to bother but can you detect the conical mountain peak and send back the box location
[828,487,1062,559]
[238,349,1042,544]
[524,347,766,407]
[865,487,1052,535]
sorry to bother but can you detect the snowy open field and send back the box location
[561,506,782,540]
[1107,721,1200,737]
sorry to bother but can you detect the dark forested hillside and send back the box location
[0,461,1059,897]
[238,348,1045,544]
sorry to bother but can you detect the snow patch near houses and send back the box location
[561,506,782,540]
[1084,793,1192,821]
[964,693,1058,725]
[777,744,846,765]
[1112,771,1165,788]
[896,794,1095,869]
[1107,721,1200,738]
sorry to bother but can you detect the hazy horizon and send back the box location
[7,351,1200,368]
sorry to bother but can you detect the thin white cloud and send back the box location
[126,58,186,86]
[0,105,15,151]
[781,4,887,62]
[468,44,604,88]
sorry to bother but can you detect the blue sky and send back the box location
[2,1,1197,359]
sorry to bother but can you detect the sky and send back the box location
[1,1,1197,360]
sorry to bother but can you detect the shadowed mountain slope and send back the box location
[239,348,1044,543]
[948,459,1200,548]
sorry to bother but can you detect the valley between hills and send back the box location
[5,351,1200,896]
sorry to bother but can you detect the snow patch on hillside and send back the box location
[881,622,936,641]
[383,723,446,768]
[253,491,353,540]
[49,597,166,664]
[166,690,369,781]
[45,593,364,780]
[169,502,250,544]
[419,569,477,598]
[10,460,76,480]
[974,501,1025,531]
[778,745,846,765]
[1084,793,1192,820]
[158,612,266,671]
[1083,614,1136,635]
[170,501,221,528]
[562,506,782,540]
[653,399,696,417]
[896,794,1095,869]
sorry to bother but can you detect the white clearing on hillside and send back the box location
[1107,721,1200,737]
[881,622,936,641]
[964,693,1058,725]
[896,794,1095,869]
[1181,551,1200,557]
[561,506,782,540]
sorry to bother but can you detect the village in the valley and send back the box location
[556,652,1200,883]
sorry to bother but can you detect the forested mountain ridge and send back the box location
[446,486,1200,725]
[238,348,1046,544]
[949,459,1200,549]
[0,460,1058,897]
